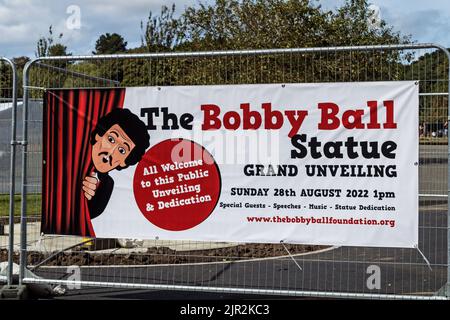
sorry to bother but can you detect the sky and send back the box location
[0,0,449,58]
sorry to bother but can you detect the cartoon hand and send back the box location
[82,173,98,200]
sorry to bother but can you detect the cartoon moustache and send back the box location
[98,151,112,166]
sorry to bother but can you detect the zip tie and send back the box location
[280,240,302,271]
[415,244,432,271]
[23,85,46,91]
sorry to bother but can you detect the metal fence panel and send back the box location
[17,44,450,299]
[0,57,18,286]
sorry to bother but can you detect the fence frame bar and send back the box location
[35,62,120,86]
[21,277,449,300]
[1,57,18,286]
[19,43,450,298]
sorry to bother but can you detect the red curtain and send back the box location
[42,88,125,237]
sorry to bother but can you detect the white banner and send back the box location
[62,82,419,247]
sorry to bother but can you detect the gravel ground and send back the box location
[1,243,328,267]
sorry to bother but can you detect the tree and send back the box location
[12,56,30,69]
[90,33,128,84]
[74,0,415,88]
[34,26,72,92]
[93,33,128,54]
[177,0,409,51]
[0,62,12,98]
[129,0,410,86]
[12,56,31,97]
[404,49,450,126]
[141,4,180,52]
[48,43,69,56]
[325,0,408,46]
[35,25,70,57]
[1,57,30,98]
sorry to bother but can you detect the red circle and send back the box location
[133,139,221,231]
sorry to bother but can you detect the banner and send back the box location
[42,82,418,247]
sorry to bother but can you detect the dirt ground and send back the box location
[1,243,328,267]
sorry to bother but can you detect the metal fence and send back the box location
[0,57,18,287]
[8,44,450,299]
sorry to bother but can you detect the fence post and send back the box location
[444,46,450,298]
[432,44,450,299]
[19,61,32,285]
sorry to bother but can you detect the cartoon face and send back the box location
[92,124,136,173]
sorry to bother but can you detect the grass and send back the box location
[0,194,42,217]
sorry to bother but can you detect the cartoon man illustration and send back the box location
[82,108,150,219]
